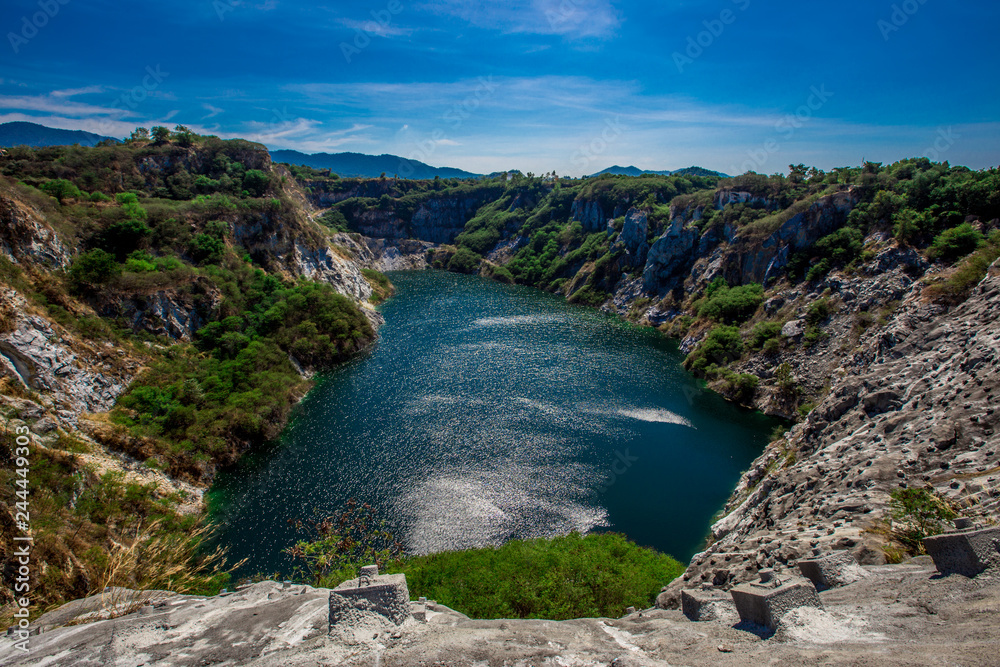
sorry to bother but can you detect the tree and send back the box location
[128,127,150,144]
[101,220,152,259]
[242,169,270,197]
[174,125,196,146]
[889,488,955,554]
[39,178,82,203]
[928,223,985,263]
[151,126,172,144]
[69,249,120,288]
[788,164,808,184]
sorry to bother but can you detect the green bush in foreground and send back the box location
[385,532,683,620]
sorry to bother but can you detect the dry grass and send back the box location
[91,520,245,619]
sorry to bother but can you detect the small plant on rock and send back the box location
[889,488,956,555]
[285,499,403,587]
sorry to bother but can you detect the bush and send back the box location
[101,219,152,259]
[568,285,610,307]
[722,372,759,403]
[685,325,743,373]
[447,247,482,274]
[69,249,120,287]
[748,321,782,349]
[698,279,764,324]
[124,250,157,273]
[928,223,985,263]
[926,230,1000,301]
[242,170,270,197]
[386,532,684,620]
[806,298,830,325]
[889,488,956,554]
[40,178,83,202]
[189,233,226,264]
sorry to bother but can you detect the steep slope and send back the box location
[0,132,386,614]
[660,260,1000,603]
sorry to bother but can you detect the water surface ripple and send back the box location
[209,271,779,574]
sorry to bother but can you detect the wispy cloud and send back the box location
[0,93,121,117]
[201,104,225,120]
[338,18,413,38]
[417,0,622,39]
[51,86,104,98]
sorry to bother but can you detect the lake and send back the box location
[208,270,779,575]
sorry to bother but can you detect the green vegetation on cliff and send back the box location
[0,130,382,619]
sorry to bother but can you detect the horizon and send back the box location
[1,1,998,177]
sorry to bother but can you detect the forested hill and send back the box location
[0,128,385,612]
[0,121,119,148]
[270,149,480,180]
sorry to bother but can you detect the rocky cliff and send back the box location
[659,261,1000,604]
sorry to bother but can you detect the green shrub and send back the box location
[242,169,270,197]
[567,285,610,307]
[69,249,121,287]
[927,230,1000,301]
[385,532,684,620]
[748,321,782,349]
[774,362,797,394]
[40,178,83,202]
[189,233,226,264]
[697,279,764,324]
[101,219,152,259]
[806,298,830,325]
[722,372,759,403]
[124,250,157,273]
[928,223,985,263]
[685,325,743,373]
[447,247,482,274]
[889,488,956,554]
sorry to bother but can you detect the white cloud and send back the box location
[0,93,123,118]
[418,0,622,39]
[50,86,104,98]
[338,17,413,38]
[201,104,225,119]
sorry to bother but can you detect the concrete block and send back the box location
[680,587,738,623]
[730,572,823,630]
[797,550,867,590]
[922,526,1000,577]
[330,573,411,626]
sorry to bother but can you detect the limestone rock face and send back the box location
[0,191,71,269]
[661,263,1000,606]
[642,221,699,292]
[0,289,135,420]
[616,208,649,268]
[571,199,608,233]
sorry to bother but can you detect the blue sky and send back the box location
[1,0,998,176]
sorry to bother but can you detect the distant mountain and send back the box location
[590,165,729,179]
[270,150,480,180]
[0,121,118,148]
[591,165,673,177]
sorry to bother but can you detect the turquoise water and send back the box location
[208,271,779,574]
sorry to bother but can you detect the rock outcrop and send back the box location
[660,262,1000,604]
[0,289,137,421]
[8,559,1000,666]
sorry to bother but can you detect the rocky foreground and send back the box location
[3,557,998,666]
